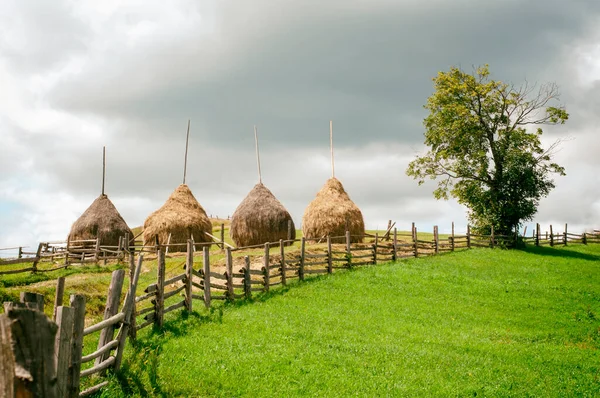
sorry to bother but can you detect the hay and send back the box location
[302,178,364,243]
[143,184,212,251]
[230,183,296,247]
[68,194,133,246]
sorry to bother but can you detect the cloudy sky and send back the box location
[1,0,600,249]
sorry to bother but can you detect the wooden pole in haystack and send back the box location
[330,120,335,178]
[183,119,191,184]
[102,146,106,195]
[254,125,262,184]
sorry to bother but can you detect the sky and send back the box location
[1,0,600,251]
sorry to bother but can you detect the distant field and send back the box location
[99,244,600,397]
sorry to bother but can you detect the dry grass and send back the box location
[143,184,212,252]
[68,194,133,246]
[302,178,365,243]
[230,183,295,247]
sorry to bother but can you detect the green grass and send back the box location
[98,244,600,397]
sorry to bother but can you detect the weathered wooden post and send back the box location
[280,239,287,286]
[490,225,495,249]
[411,222,416,241]
[54,305,74,397]
[327,236,333,274]
[392,228,398,261]
[466,225,471,249]
[549,225,554,246]
[535,223,540,246]
[32,242,43,273]
[154,248,165,329]
[299,237,306,281]
[434,226,439,255]
[451,222,455,252]
[0,307,59,398]
[243,256,252,299]
[564,223,568,246]
[373,232,378,264]
[114,254,143,371]
[583,231,587,245]
[203,246,211,308]
[225,247,234,301]
[53,277,66,321]
[345,231,351,268]
[220,223,225,250]
[414,227,419,257]
[96,269,125,367]
[263,243,270,292]
[69,294,86,398]
[17,246,22,259]
[185,240,194,311]
[20,292,44,312]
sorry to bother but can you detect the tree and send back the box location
[406,65,568,236]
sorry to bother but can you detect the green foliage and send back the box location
[407,65,568,235]
[104,245,600,397]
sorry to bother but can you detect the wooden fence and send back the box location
[2,222,599,395]
[0,255,143,397]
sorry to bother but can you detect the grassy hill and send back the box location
[100,244,600,397]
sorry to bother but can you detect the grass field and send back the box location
[96,244,600,397]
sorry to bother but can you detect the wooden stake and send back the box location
[183,119,190,184]
[254,125,262,184]
[330,120,335,178]
[102,146,106,195]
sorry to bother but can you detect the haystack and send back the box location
[143,184,212,251]
[302,178,364,243]
[230,183,295,247]
[68,194,133,246]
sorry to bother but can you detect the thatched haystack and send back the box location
[230,183,295,247]
[68,194,133,246]
[143,184,212,251]
[302,178,364,243]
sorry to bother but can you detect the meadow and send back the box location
[96,244,600,397]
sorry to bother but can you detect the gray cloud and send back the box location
[1,0,600,247]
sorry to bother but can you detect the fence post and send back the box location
[467,225,471,249]
[490,225,495,249]
[392,228,398,261]
[55,305,74,397]
[96,269,125,368]
[299,237,305,281]
[243,256,252,299]
[53,277,66,322]
[114,254,143,371]
[451,222,455,252]
[345,231,351,268]
[17,246,22,259]
[564,223,568,246]
[373,232,378,264]
[185,240,194,311]
[263,243,270,292]
[280,239,287,286]
[0,307,59,397]
[154,248,165,329]
[434,226,439,255]
[535,223,540,246]
[582,231,587,245]
[65,236,71,266]
[549,225,554,246]
[225,247,233,301]
[327,236,333,273]
[203,246,211,308]
[32,242,43,273]
[220,223,225,250]
[20,292,44,312]
[68,294,85,398]
[414,227,419,257]
[411,222,415,241]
